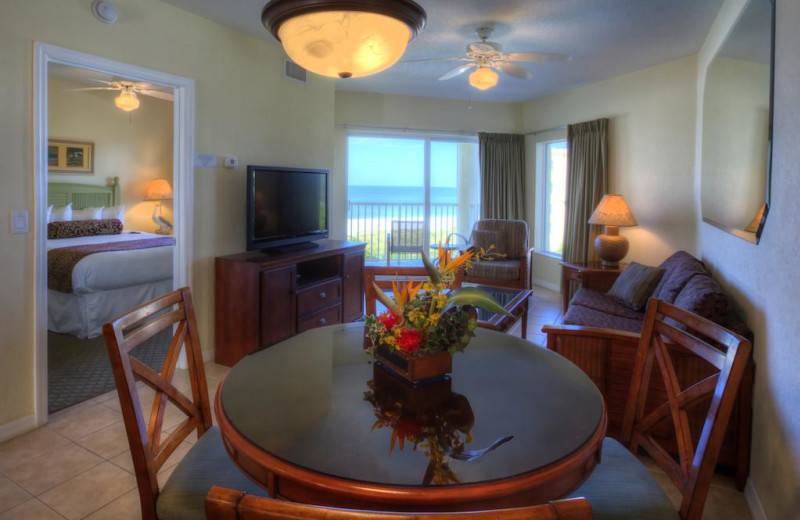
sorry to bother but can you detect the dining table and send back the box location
[215,323,607,512]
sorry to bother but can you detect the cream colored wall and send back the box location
[522,56,699,287]
[331,91,523,240]
[48,77,174,233]
[0,0,334,427]
[696,0,800,517]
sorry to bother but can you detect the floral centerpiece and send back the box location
[365,245,510,383]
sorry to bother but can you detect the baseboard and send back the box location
[745,479,768,520]
[0,414,37,443]
[532,278,561,293]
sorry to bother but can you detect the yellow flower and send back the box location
[426,314,440,327]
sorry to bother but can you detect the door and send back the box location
[342,251,365,322]
[260,265,297,347]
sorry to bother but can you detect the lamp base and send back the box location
[593,226,629,268]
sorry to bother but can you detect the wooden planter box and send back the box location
[375,344,452,385]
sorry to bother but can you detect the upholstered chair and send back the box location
[464,219,530,289]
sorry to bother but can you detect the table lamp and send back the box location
[587,194,637,267]
[144,178,173,235]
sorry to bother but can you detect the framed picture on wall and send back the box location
[48,139,94,174]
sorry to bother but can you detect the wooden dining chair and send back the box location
[103,287,266,520]
[205,486,592,520]
[571,297,752,520]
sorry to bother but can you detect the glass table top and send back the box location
[219,323,603,488]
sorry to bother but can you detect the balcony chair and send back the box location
[103,287,266,520]
[464,219,530,289]
[568,298,752,520]
[385,219,425,265]
[205,486,592,519]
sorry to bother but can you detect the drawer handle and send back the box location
[318,317,327,325]
[319,291,327,299]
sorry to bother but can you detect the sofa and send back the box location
[543,250,754,490]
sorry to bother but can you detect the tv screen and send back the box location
[247,166,328,251]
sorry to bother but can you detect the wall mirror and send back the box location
[701,0,774,243]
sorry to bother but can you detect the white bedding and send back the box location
[47,231,173,293]
[47,232,174,338]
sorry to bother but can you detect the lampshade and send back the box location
[144,178,173,201]
[114,90,140,112]
[262,0,426,79]
[588,194,638,227]
[469,67,498,90]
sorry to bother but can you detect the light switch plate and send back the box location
[195,154,217,168]
[224,156,239,169]
[11,210,29,234]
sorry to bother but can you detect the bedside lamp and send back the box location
[144,178,173,235]
[588,194,637,267]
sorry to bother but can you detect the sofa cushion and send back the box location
[608,263,666,311]
[672,274,730,325]
[570,289,644,321]
[472,229,506,256]
[652,251,708,303]
[563,303,643,333]
[466,259,520,281]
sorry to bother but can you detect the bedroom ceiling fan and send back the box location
[64,79,173,112]
[406,27,571,91]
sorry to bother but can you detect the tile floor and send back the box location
[0,285,751,519]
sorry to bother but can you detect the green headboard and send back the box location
[48,176,121,209]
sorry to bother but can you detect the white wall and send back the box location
[48,77,174,233]
[522,57,699,287]
[0,0,335,428]
[696,0,800,517]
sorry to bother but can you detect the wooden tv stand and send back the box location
[215,240,366,366]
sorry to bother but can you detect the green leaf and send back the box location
[447,287,513,317]
[420,248,441,285]
[373,282,402,315]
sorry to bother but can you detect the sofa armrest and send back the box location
[542,324,641,344]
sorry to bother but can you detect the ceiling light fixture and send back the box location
[469,67,499,91]
[261,0,426,79]
[114,89,139,111]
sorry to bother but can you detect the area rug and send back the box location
[48,329,170,413]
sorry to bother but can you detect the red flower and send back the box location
[378,311,401,331]
[396,328,423,354]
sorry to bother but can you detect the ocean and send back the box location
[348,185,457,204]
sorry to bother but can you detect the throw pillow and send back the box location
[472,229,506,255]
[48,203,72,223]
[48,219,123,239]
[101,205,125,223]
[608,262,666,311]
[72,207,104,221]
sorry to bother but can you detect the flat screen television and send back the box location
[246,165,329,251]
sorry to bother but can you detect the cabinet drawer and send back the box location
[297,304,342,333]
[297,279,342,316]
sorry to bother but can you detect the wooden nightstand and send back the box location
[560,260,627,313]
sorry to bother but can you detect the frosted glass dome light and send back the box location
[114,90,140,111]
[469,67,499,91]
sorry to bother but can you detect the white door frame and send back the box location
[33,43,195,426]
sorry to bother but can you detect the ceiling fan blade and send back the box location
[504,52,571,63]
[403,56,471,64]
[62,87,118,92]
[139,89,174,100]
[493,62,530,80]
[439,64,475,81]
[89,78,117,86]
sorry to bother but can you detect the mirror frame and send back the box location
[701,0,775,244]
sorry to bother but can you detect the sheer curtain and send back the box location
[563,119,609,264]
[478,133,526,220]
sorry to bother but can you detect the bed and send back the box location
[47,179,174,338]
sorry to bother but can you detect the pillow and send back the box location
[472,229,505,255]
[48,219,123,239]
[72,207,104,221]
[48,203,72,223]
[607,262,666,311]
[101,205,125,222]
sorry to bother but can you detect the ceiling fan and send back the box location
[65,80,172,111]
[405,27,571,90]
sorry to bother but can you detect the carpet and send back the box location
[48,329,171,413]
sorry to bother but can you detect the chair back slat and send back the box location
[205,487,592,520]
[620,298,752,520]
[103,287,213,520]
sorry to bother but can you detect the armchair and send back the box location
[464,219,530,289]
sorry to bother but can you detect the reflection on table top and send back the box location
[219,323,603,488]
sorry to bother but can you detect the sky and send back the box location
[347,136,469,187]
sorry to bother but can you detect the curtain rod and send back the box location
[525,124,567,136]
[337,123,478,137]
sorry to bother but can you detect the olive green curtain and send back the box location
[478,133,526,220]
[563,119,609,264]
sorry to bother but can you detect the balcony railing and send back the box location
[347,202,460,263]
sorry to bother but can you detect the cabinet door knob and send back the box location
[318,317,327,325]
[319,291,327,299]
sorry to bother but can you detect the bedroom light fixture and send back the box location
[144,178,173,234]
[261,0,426,79]
[588,194,638,267]
[114,89,139,112]
[469,67,498,91]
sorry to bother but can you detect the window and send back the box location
[347,135,480,263]
[538,140,568,256]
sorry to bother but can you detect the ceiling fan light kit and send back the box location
[469,67,498,91]
[262,0,426,79]
[114,90,140,112]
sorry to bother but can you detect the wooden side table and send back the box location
[560,261,626,313]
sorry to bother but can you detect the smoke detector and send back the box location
[92,0,118,24]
